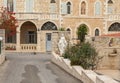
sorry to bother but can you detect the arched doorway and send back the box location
[20,21,37,44]
[66,28,71,37]
[108,22,120,31]
[41,21,57,51]
[95,29,99,36]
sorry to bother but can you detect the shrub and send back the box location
[63,42,99,70]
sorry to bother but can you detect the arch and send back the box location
[81,1,86,15]
[20,21,37,44]
[107,0,113,4]
[94,27,101,36]
[41,21,57,30]
[50,0,56,3]
[17,20,38,32]
[95,29,99,36]
[67,2,71,14]
[66,28,71,31]
[108,22,120,31]
[66,28,71,36]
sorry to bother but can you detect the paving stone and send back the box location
[0,53,82,83]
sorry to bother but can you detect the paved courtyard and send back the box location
[0,53,82,83]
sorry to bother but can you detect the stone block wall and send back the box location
[0,29,5,64]
[89,37,120,70]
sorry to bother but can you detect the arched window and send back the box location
[95,2,101,15]
[81,1,86,15]
[66,28,71,31]
[107,0,113,14]
[50,0,56,3]
[108,0,113,4]
[95,29,99,36]
[41,22,57,30]
[50,0,56,13]
[108,22,120,31]
[67,2,71,14]
[25,0,34,12]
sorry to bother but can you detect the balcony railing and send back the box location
[20,44,37,52]
[5,43,37,52]
[15,12,60,20]
[108,14,120,21]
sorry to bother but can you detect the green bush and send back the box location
[62,45,79,59]
[62,42,99,70]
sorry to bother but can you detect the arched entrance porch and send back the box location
[20,21,37,44]
[19,21,37,52]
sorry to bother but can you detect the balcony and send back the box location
[107,14,120,21]
[15,12,60,20]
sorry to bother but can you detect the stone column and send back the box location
[16,31,20,52]
[37,31,41,52]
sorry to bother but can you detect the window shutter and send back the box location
[4,0,7,7]
[13,0,16,12]
[25,0,30,12]
[95,2,100,15]
[30,0,34,12]
[50,4,56,13]
[108,6,113,14]
[61,2,67,14]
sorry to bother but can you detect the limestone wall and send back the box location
[89,37,120,70]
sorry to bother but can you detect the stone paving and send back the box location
[0,53,82,83]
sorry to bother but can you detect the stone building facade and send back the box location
[0,0,120,52]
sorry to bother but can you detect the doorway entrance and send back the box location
[46,33,52,52]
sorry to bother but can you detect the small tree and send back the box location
[0,7,18,37]
[78,42,98,69]
[77,24,87,43]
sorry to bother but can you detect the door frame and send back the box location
[46,33,52,52]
